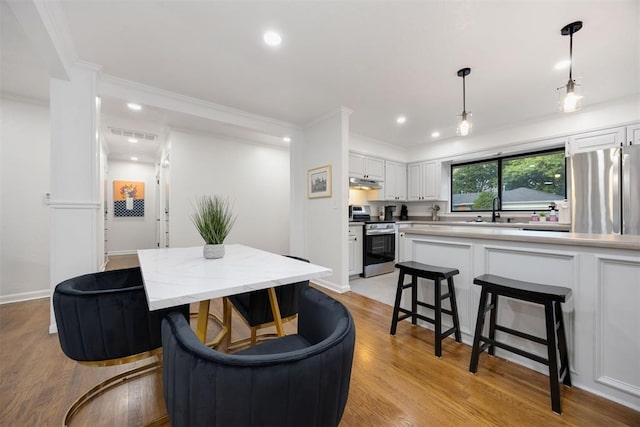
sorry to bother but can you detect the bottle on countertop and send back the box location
[530,211,540,222]
[548,204,558,222]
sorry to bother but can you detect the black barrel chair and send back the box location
[228,255,310,349]
[162,286,356,427]
[53,267,189,426]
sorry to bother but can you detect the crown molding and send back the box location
[98,74,300,138]
[304,107,353,129]
[168,125,289,151]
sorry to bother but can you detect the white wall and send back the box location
[106,160,158,254]
[350,133,409,163]
[169,129,290,254]
[408,95,640,162]
[291,108,350,292]
[0,97,50,303]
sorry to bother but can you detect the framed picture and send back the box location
[114,180,145,217]
[307,165,332,199]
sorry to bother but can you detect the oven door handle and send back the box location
[365,229,396,236]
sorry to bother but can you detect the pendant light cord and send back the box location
[462,75,466,114]
[568,31,574,81]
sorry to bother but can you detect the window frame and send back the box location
[450,147,567,213]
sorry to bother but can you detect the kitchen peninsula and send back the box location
[400,225,640,410]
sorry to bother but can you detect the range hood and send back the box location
[349,177,382,190]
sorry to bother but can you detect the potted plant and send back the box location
[191,195,236,259]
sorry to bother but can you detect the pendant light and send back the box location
[456,67,472,136]
[557,21,583,113]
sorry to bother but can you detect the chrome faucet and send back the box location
[492,197,501,222]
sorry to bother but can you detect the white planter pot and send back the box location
[203,244,225,259]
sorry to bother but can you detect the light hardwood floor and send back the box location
[0,255,638,426]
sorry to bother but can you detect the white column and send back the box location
[48,64,101,333]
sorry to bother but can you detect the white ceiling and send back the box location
[2,1,639,158]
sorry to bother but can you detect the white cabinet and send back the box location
[566,126,626,155]
[407,161,443,201]
[627,123,640,146]
[349,153,384,180]
[383,160,407,201]
[348,225,363,276]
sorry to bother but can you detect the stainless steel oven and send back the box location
[363,222,396,278]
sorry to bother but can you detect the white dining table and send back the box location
[138,244,332,343]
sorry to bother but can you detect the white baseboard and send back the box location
[0,289,50,305]
[107,250,137,256]
[312,278,351,294]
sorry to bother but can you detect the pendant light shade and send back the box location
[557,21,584,113]
[456,67,472,136]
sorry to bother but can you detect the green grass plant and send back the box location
[191,195,236,245]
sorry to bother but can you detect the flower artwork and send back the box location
[119,184,137,199]
[114,180,145,217]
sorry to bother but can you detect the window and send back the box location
[451,149,566,212]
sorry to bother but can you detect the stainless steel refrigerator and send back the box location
[570,145,640,235]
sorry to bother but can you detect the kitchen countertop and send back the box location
[349,220,571,231]
[396,220,571,231]
[403,225,640,251]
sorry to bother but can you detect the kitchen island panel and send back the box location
[402,231,640,411]
[409,239,474,336]
[593,254,640,399]
[479,244,578,372]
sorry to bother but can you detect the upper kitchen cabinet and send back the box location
[349,153,385,180]
[627,123,640,146]
[566,126,626,155]
[384,160,407,201]
[408,161,446,201]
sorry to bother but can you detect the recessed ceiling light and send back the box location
[431,131,440,138]
[554,59,571,70]
[130,157,138,161]
[127,103,142,111]
[263,31,282,47]
[128,138,139,143]
[396,116,407,124]
[283,136,291,143]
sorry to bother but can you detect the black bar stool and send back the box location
[390,261,461,357]
[469,274,572,414]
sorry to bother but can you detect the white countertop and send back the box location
[349,220,570,231]
[138,244,332,310]
[397,220,571,231]
[403,225,640,251]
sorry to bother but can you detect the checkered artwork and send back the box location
[114,199,145,217]
[114,180,145,217]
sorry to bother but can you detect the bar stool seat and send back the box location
[390,261,461,357]
[469,273,572,414]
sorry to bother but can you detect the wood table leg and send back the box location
[267,287,285,337]
[196,300,211,342]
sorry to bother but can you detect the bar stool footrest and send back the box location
[480,336,549,365]
[494,324,548,346]
[441,326,458,339]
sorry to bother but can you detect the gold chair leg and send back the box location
[63,360,161,427]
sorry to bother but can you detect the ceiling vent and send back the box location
[109,127,157,141]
